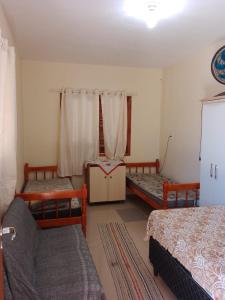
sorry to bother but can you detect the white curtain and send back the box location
[101,91,127,160]
[0,31,17,215]
[58,90,99,176]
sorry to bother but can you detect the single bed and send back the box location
[16,163,87,235]
[146,206,225,300]
[126,160,200,209]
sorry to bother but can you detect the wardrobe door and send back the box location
[200,101,225,205]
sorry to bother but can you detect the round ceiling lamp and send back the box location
[124,0,186,28]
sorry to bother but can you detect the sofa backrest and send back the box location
[2,198,41,299]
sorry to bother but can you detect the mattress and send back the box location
[126,173,198,207]
[24,177,81,219]
[146,206,225,299]
[24,177,74,192]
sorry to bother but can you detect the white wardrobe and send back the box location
[200,97,225,206]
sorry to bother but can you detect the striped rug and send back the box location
[98,223,163,300]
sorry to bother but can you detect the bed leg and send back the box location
[82,224,86,237]
[153,266,159,276]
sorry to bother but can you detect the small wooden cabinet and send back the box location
[87,164,126,203]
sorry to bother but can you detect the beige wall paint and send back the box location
[160,40,225,182]
[22,60,162,166]
[0,4,24,191]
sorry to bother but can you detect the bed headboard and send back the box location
[126,159,160,175]
[24,163,58,182]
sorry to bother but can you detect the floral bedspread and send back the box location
[146,206,225,299]
[25,177,73,192]
[24,178,80,211]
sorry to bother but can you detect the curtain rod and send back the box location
[49,88,137,97]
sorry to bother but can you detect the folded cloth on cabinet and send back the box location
[85,159,124,175]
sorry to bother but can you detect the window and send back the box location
[99,95,131,156]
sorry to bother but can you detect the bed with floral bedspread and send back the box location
[126,173,199,208]
[16,163,87,234]
[146,206,225,299]
[24,177,81,217]
[126,161,200,209]
[24,178,81,219]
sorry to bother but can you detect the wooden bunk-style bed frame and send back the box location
[16,163,87,235]
[126,159,200,209]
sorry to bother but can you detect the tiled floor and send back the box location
[86,195,176,300]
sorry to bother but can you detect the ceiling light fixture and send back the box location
[124,0,186,29]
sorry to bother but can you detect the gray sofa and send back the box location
[3,198,105,300]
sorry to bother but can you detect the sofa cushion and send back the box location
[3,198,41,299]
[35,225,105,300]
[3,268,12,300]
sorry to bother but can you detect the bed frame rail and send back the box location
[126,159,160,175]
[163,181,200,209]
[24,163,58,182]
[16,184,87,235]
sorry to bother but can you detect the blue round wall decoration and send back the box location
[211,46,225,84]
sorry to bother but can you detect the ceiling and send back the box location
[1,0,225,68]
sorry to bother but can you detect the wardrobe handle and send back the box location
[210,163,213,178]
[215,165,218,180]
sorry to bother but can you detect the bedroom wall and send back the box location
[21,60,162,168]
[160,39,225,182]
[0,4,24,191]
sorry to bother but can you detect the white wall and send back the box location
[0,4,24,191]
[160,40,225,182]
[22,61,162,166]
